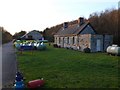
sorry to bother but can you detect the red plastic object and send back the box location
[27,79,45,88]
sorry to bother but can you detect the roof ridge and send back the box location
[55,22,89,36]
[74,22,89,35]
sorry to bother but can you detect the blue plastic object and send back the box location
[16,72,23,82]
[16,72,22,76]
[14,81,24,90]
[16,76,23,82]
[15,81,24,85]
[21,46,34,50]
[14,81,24,89]
[14,72,24,90]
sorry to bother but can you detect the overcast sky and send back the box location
[0,0,119,35]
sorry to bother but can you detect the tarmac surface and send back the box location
[0,44,2,90]
[1,42,17,89]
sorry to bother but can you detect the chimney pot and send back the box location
[78,17,84,26]
[63,22,68,29]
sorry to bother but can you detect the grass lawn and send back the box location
[17,44,119,88]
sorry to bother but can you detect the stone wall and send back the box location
[78,34,91,51]
[54,34,113,52]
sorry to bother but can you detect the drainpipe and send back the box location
[103,34,105,52]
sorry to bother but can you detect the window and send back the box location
[59,37,61,44]
[73,37,75,44]
[56,37,57,43]
[77,37,79,45]
[67,37,69,44]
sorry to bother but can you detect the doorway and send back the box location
[96,39,101,51]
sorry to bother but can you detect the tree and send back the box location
[13,30,26,39]
[42,8,119,45]
[89,9,119,46]
[0,27,13,44]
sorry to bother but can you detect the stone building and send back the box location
[54,17,113,52]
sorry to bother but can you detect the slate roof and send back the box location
[55,22,92,36]
[20,30,42,39]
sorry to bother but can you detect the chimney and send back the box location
[63,22,68,29]
[78,17,84,26]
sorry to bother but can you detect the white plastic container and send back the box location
[107,45,120,56]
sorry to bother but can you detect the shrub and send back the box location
[83,47,91,53]
[53,44,58,48]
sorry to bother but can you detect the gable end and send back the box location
[78,23,97,35]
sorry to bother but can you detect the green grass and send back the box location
[17,44,119,88]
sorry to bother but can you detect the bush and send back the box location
[53,44,58,48]
[83,47,91,53]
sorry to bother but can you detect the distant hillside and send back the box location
[43,9,120,46]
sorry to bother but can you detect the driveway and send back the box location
[1,42,17,89]
[0,45,2,90]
